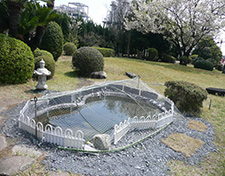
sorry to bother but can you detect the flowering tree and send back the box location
[125,0,225,57]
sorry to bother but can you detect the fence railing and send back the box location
[19,109,84,149]
[113,108,174,144]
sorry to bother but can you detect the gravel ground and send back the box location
[1,101,217,176]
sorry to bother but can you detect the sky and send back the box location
[54,0,225,56]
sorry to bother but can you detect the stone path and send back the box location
[0,135,7,151]
[0,156,36,175]
[0,102,73,176]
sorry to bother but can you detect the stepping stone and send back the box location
[12,145,43,158]
[0,136,7,151]
[0,156,35,175]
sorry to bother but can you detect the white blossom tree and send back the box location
[125,0,225,57]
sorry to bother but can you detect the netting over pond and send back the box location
[19,78,180,152]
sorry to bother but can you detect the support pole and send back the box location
[34,96,38,139]
[209,99,212,110]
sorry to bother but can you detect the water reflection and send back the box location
[35,96,161,141]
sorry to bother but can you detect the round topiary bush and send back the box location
[194,60,213,71]
[72,47,104,76]
[33,48,55,79]
[179,56,189,66]
[191,57,204,65]
[0,34,34,84]
[147,48,158,61]
[164,81,208,115]
[40,21,63,61]
[161,54,176,63]
[63,42,77,56]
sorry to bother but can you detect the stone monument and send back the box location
[33,59,51,90]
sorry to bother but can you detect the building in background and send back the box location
[55,2,89,20]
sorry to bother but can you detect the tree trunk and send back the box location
[6,1,24,39]
[30,26,46,51]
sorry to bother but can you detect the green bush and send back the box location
[146,48,158,61]
[33,48,55,78]
[161,54,176,63]
[40,21,63,61]
[164,81,208,115]
[0,34,34,84]
[179,56,189,65]
[92,47,115,57]
[215,63,223,71]
[191,57,204,65]
[63,42,77,56]
[72,47,104,76]
[194,60,214,71]
[189,54,198,61]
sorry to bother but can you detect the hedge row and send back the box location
[92,47,115,57]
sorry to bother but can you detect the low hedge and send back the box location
[194,60,213,71]
[164,81,208,115]
[92,47,115,57]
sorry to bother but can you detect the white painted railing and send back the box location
[19,109,84,149]
[113,109,174,144]
[114,119,130,144]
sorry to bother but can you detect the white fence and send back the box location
[113,109,174,144]
[19,107,84,149]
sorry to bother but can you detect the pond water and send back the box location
[35,96,161,141]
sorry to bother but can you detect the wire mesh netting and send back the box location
[19,78,180,152]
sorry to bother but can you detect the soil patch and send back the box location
[161,133,205,157]
[188,120,208,132]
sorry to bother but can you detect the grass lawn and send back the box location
[0,56,224,175]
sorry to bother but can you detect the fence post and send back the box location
[34,97,38,139]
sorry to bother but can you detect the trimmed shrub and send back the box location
[146,48,158,61]
[40,21,63,61]
[194,60,213,71]
[33,48,55,78]
[164,81,208,115]
[0,34,34,84]
[189,54,198,61]
[72,47,104,76]
[215,63,223,71]
[63,42,77,56]
[191,57,204,65]
[161,54,176,63]
[92,47,115,57]
[179,56,189,66]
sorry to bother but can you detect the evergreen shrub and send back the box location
[146,48,158,61]
[72,47,104,76]
[179,56,189,65]
[191,57,204,65]
[63,42,77,56]
[33,48,55,78]
[92,47,115,57]
[194,60,213,71]
[164,81,208,115]
[0,34,34,84]
[40,21,63,61]
[161,54,176,63]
